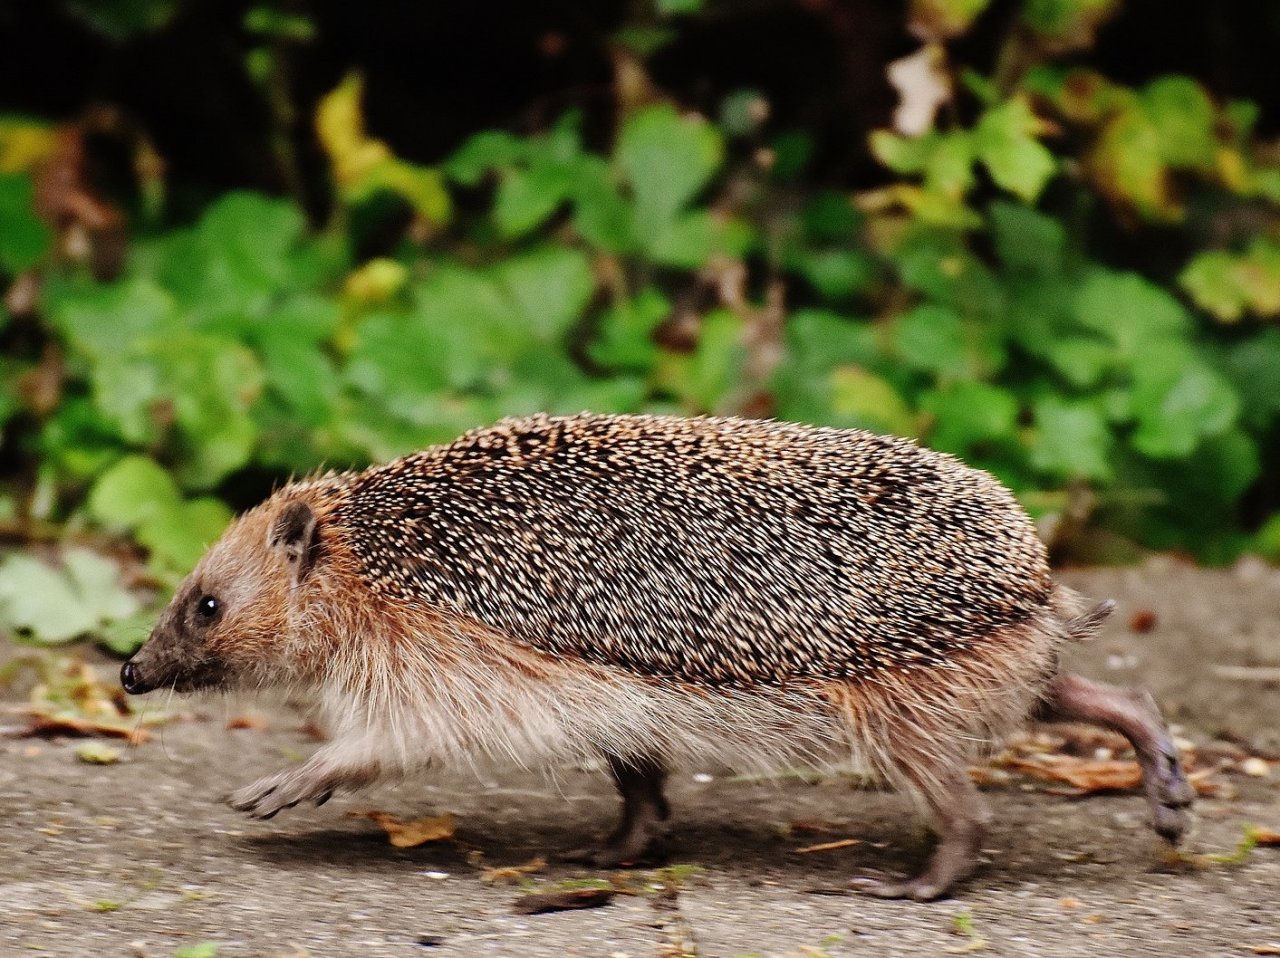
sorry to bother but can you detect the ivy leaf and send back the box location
[1029,397,1113,480]
[617,105,723,245]
[974,97,1057,201]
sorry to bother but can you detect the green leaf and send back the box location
[590,288,671,371]
[0,549,137,644]
[492,247,595,341]
[173,942,220,958]
[974,97,1057,201]
[443,130,526,185]
[87,455,180,530]
[0,173,52,271]
[657,0,702,13]
[1224,328,1280,430]
[921,381,1019,454]
[137,498,233,574]
[0,555,99,643]
[989,202,1067,275]
[493,162,574,239]
[1073,270,1192,356]
[662,309,744,412]
[828,367,916,436]
[64,0,178,37]
[48,277,178,360]
[617,105,723,244]
[1141,76,1217,170]
[892,303,969,377]
[1044,335,1113,388]
[790,248,875,301]
[63,548,142,623]
[1130,358,1240,458]
[1179,240,1280,323]
[572,160,636,252]
[1029,397,1113,480]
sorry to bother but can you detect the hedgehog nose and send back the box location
[120,660,149,695]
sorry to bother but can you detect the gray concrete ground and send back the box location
[2,558,1278,958]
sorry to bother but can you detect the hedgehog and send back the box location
[121,413,1194,899]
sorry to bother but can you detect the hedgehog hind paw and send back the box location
[557,834,668,868]
[559,753,670,867]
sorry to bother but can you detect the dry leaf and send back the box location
[795,838,861,854]
[1128,609,1158,633]
[1007,755,1142,793]
[512,887,615,915]
[480,857,546,884]
[1253,826,1280,846]
[352,811,455,848]
[75,741,120,764]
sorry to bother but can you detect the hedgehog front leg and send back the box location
[858,763,993,901]
[560,754,670,867]
[227,744,380,819]
[1037,672,1194,843]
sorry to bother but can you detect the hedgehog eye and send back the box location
[195,595,220,621]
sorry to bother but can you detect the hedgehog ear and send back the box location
[270,500,319,584]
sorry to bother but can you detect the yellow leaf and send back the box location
[354,810,455,848]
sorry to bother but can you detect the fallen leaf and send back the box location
[795,838,861,854]
[75,741,120,764]
[1128,609,1158,633]
[1252,826,1280,846]
[1006,755,1142,793]
[353,811,454,848]
[1249,945,1280,955]
[1,654,169,744]
[512,887,615,915]
[480,857,546,884]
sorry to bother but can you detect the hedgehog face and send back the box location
[121,498,317,695]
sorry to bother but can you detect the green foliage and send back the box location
[1,0,1279,656]
[0,548,140,644]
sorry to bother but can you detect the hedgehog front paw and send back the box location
[227,767,335,819]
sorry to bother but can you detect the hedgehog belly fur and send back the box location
[297,582,1079,796]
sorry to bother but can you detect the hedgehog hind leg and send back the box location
[857,755,993,901]
[559,754,670,867]
[1036,672,1194,844]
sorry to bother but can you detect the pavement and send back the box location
[1,557,1278,958]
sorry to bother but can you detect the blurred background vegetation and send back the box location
[1,0,1279,652]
